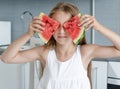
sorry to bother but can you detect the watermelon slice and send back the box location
[63,13,85,45]
[38,12,60,44]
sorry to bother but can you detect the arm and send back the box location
[1,32,40,63]
[92,19,120,58]
[80,15,120,60]
[80,15,120,89]
[1,16,45,63]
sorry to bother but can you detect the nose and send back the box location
[59,25,65,33]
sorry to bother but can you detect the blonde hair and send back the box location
[46,2,87,48]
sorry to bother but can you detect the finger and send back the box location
[32,19,45,26]
[80,14,92,20]
[79,17,92,26]
[32,16,46,25]
[82,18,93,27]
[79,17,93,26]
[32,23,45,31]
[85,22,94,31]
[80,15,93,25]
[33,16,41,20]
[31,27,43,33]
[80,14,92,22]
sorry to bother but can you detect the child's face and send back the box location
[52,11,73,45]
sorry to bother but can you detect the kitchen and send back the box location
[0,0,120,89]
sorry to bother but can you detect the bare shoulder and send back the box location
[80,44,97,55]
[80,44,97,61]
[79,44,98,69]
[34,45,50,60]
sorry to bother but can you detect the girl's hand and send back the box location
[27,16,45,37]
[79,14,101,31]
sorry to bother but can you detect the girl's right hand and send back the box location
[27,16,45,37]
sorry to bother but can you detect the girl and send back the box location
[1,2,120,89]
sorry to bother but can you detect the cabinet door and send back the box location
[108,61,120,85]
[0,62,24,89]
[92,61,107,89]
[108,62,120,78]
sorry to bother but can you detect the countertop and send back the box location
[93,57,120,62]
[0,45,31,55]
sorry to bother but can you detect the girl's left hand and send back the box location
[79,14,101,31]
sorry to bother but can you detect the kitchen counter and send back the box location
[93,57,120,62]
[0,45,31,55]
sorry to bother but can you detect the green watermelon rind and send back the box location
[73,13,85,45]
[37,12,48,44]
[38,12,60,44]
[38,33,48,44]
[73,27,85,45]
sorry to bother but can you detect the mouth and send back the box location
[58,35,67,38]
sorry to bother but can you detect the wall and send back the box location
[94,0,120,45]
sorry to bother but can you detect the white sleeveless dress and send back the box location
[37,45,91,89]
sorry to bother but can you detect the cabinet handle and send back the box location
[92,67,98,89]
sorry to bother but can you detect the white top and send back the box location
[37,45,90,89]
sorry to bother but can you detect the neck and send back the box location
[55,44,77,55]
[54,44,78,61]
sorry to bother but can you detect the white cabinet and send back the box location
[92,61,107,89]
[0,45,31,89]
[108,61,120,85]
[108,62,120,78]
[0,62,24,89]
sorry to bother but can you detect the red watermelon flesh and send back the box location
[63,14,85,45]
[38,13,60,44]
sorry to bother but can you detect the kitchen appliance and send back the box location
[0,21,11,46]
[108,60,120,89]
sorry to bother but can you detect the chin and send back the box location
[56,40,73,45]
[56,41,66,45]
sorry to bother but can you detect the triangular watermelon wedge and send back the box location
[63,13,85,45]
[38,12,60,44]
